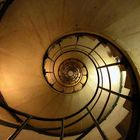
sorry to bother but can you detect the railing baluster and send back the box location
[88,41,102,55]
[48,57,54,62]
[8,116,32,140]
[60,119,64,140]
[97,62,122,69]
[99,86,132,101]
[86,107,108,140]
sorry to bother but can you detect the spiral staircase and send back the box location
[0,0,140,140]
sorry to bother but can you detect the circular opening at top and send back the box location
[68,71,74,76]
[58,58,85,86]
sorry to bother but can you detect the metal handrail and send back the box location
[0,33,139,139]
[0,0,14,20]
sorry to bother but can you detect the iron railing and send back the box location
[0,33,139,140]
[0,0,14,20]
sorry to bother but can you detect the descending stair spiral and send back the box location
[0,32,139,139]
